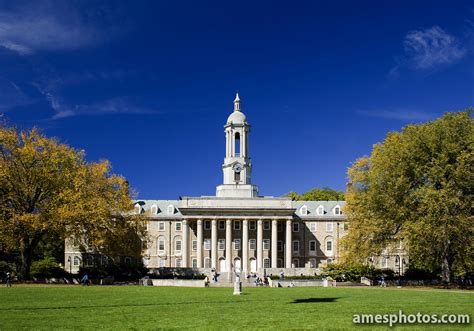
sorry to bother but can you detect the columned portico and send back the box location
[225,219,232,278]
[182,219,188,267]
[211,220,217,269]
[196,220,203,268]
[242,220,248,275]
[271,220,277,268]
[285,219,292,268]
[257,220,263,269]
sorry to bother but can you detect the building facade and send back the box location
[65,94,406,276]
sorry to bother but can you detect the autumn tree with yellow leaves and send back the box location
[0,126,145,279]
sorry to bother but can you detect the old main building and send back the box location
[67,94,351,276]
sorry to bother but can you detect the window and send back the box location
[73,256,81,266]
[316,205,324,215]
[293,222,299,232]
[263,221,270,230]
[381,256,388,268]
[176,259,181,267]
[277,258,283,268]
[309,240,316,253]
[263,258,270,268]
[263,239,270,250]
[293,240,299,253]
[327,258,333,264]
[135,204,141,214]
[334,205,341,215]
[234,221,241,230]
[326,240,333,252]
[310,222,316,232]
[204,257,211,268]
[159,258,166,267]
[326,222,333,232]
[300,205,308,216]
[218,221,225,230]
[218,239,225,250]
[192,240,197,251]
[192,222,197,232]
[167,205,174,215]
[277,240,283,252]
[204,239,211,250]
[85,256,93,266]
[234,239,241,250]
[235,132,240,156]
[192,258,198,268]
[175,222,182,231]
[249,221,256,230]
[159,222,165,231]
[395,256,400,269]
[249,239,256,250]
[158,239,165,252]
[150,205,158,215]
[204,221,211,230]
[293,259,299,268]
[234,171,241,182]
[309,258,317,268]
[175,240,182,252]
[277,223,283,232]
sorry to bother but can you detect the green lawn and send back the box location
[0,285,472,330]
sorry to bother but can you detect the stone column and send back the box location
[196,219,203,268]
[226,219,232,278]
[257,219,263,270]
[242,219,248,275]
[285,219,292,268]
[211,220,217,269]
[182,219,188,267]
[271,220,278,268]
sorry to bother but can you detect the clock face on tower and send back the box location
[232,163,243,173]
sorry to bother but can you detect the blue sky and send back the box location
[1,0,473,199]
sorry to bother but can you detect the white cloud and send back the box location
[358,109,436,122]
[403,26,466,70]
[0,2,109,55]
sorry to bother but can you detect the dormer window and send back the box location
[150,205,158,215]
[316,205,324,215]
[333,205,342,215]
[134,204,141,214]
[300,205,308,216]
[167,204,175,215]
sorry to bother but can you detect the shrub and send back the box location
[30,257,66,279]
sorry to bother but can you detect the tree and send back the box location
[0,126,145,279]
[285,187,345,201]
[342,111,473,283]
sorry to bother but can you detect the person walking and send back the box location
[5,272,12,287]
[81,273,90,286]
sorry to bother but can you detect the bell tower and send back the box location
[216,93,259,198]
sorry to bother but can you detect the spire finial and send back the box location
[233,92,240,111]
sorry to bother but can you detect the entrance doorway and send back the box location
[219,258,226,272]
[250,258,257,273]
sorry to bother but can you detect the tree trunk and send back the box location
[18,232,43,280]
[441,239,453,284]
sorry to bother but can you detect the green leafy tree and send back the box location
[285,187,345,201]
[342,111,473,283]
[0,126,146,279]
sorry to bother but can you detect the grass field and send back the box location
[0,285,472,330]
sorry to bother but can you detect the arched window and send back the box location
[135,204,141,214]
[300,205,308,216]
[73,256,81,266]
[204,257,211,268]
[309,258,317,268]
[192,258,198,268]
[316,205,324,215]
[333,205,341,215]
[167,204,174,215]
[235,132,240,156]
[263,258,270,268]
[150,205,158,215]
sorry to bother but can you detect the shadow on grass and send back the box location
[0,298,266,311]
[291,297,340,304]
